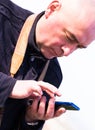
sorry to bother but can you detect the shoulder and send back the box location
[0,0,33,22]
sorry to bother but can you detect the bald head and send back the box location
[60,0,95,22]
[60,0,95,8]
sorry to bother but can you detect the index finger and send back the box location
[38,81,61,97]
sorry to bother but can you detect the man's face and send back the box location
[37,0,95,59]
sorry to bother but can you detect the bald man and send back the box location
[0,0,95,130]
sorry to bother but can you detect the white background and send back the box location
[12,0,95,129]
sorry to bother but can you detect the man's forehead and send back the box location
[60,0,95,45]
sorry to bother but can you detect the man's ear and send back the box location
[45,0,61,18]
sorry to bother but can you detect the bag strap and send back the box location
[10,14,37,77]
[10,14,50,79]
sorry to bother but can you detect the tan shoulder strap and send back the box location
[10,15,37,77]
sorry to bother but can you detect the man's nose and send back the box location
[61,46,76,56]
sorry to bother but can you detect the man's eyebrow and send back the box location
[66,29,87,48]
[66,29,80,43]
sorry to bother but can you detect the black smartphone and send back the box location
[54,101,80,111]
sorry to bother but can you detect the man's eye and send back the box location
[77,45,86,49]
[65,31,76,43]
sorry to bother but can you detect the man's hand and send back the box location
[10,80,61,99]
[25,96,66,122]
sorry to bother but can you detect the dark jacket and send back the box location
[0,0,63,130]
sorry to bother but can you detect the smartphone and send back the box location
[28,99,80,111]
[54,101,80,111]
